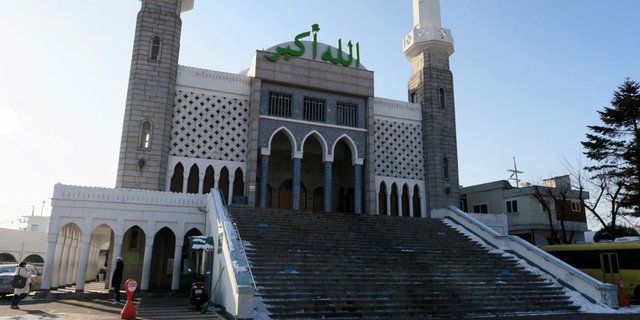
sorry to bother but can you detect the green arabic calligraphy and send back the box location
[265,24,360,67]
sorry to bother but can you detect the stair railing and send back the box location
[231,221,258,291]
[206,189,255,319]
[433,205,618,309]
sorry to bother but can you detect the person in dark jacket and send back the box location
[111,257,124,303]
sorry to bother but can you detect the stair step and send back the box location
[228,207,579,318]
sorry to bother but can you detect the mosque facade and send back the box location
[41,0,460,294]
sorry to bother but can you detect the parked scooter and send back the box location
[190,273,208,311]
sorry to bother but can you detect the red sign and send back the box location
[125,279,137,293]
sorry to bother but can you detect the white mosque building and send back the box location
[41,0,464,316]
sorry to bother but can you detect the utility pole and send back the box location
[507,157,524,188]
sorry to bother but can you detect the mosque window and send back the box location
[337,102,358,127]
[303,97,325,122]
[438,87,446,108]
[150,36,161,61]
[268,92,291,117]
[442,156,450,180]
[139,121,152,149]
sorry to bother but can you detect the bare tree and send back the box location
[563,158,635,240]
[532,185,577,244]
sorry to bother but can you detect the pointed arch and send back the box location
[203,165,215,194]
[390,183,399,216]
[402,184,410,217]
[233,167,245,203]
[219,167,230,204]
[301,130,329,161]
[331,134,359,163]
[187,164,199,194]
[378,181,387,215]
[268,127,297,155]
[150,226,176,290]
[170,162,184,192]
[413,184,422,218]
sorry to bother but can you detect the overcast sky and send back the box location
[1,0,639,229]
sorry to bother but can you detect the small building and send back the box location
[460,175,589,245]
[0,215,49,265]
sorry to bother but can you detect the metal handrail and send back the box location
[231,221,258,291]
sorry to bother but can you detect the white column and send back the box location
[396,190,403,217]
[386,185,392,216]
[199,172,205,194]
[409,188,415,217]
[51,232,65,288]
[214,173,221,188]
[140,237,154,291]
[166,168,174,191]
[41,233,59,291]
[182,176,189,193]
[89,245,98,281]
[66,231,79,285]
[228,175,235,205]
[171,238,184,291]
[75,234,91,292]
[69,230,80,285]
[59,231,72,287]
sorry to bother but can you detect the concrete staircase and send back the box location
[229,207,580,319]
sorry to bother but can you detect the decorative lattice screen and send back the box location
[374,119,424,179]
[170,90,249,161]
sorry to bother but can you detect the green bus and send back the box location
[542,240,640,299]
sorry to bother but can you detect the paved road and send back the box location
[0,282,638,319]
[0,281,224,320]
[0,294,224,319]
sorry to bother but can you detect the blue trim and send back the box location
[323,161,332,213]
[292,158,301,211]
[259,154,269,208]
[354,164,362,214]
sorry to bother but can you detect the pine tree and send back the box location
[582,78,640,216]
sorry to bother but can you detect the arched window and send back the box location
[442,156,450,180]
[150,36,161,61]
[139,121,151,149]
[170,163,184,192]
[438,87,445,109]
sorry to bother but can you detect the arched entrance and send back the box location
[181,228,203,289]
[301,134,324,212]
[332,139,355,213]
[150,227,176,291]
[267,130,295,209]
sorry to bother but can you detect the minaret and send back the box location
[404,0,460,213]
[116,0,193,190]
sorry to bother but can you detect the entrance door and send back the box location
[600,252,620,283]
